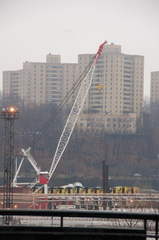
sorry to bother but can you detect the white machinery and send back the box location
[13,41,107,193]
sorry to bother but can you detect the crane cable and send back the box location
[29,55,96,148]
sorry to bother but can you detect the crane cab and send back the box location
[39,171,49,184]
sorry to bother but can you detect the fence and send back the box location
[0,209,159,239]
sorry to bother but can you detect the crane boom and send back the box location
[22,148,41,175]
[13,157,24,187]
[49,41,107,180]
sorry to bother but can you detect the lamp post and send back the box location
[1,107,19,223]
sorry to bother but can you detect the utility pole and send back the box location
[1,107,19,224]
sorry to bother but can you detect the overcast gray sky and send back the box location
[0,0,159,97]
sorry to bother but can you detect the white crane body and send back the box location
[14,41,107,190]
[22,148,41,175]
[13,157,24,187]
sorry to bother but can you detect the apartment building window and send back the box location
[124,62,131,65]
[124,80,131,83]
[124,75,131,78]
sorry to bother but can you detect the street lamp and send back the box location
[1,107,19,120]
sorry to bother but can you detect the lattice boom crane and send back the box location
[49,41,107,180]
[16,41,107,190]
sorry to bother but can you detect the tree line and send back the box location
[1,94,159,189]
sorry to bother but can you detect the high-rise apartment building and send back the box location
[77,43,144,133]
[3,54,78,107]
[79,43,144,116]
[150,71,159,105]
[3,43,144,133]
